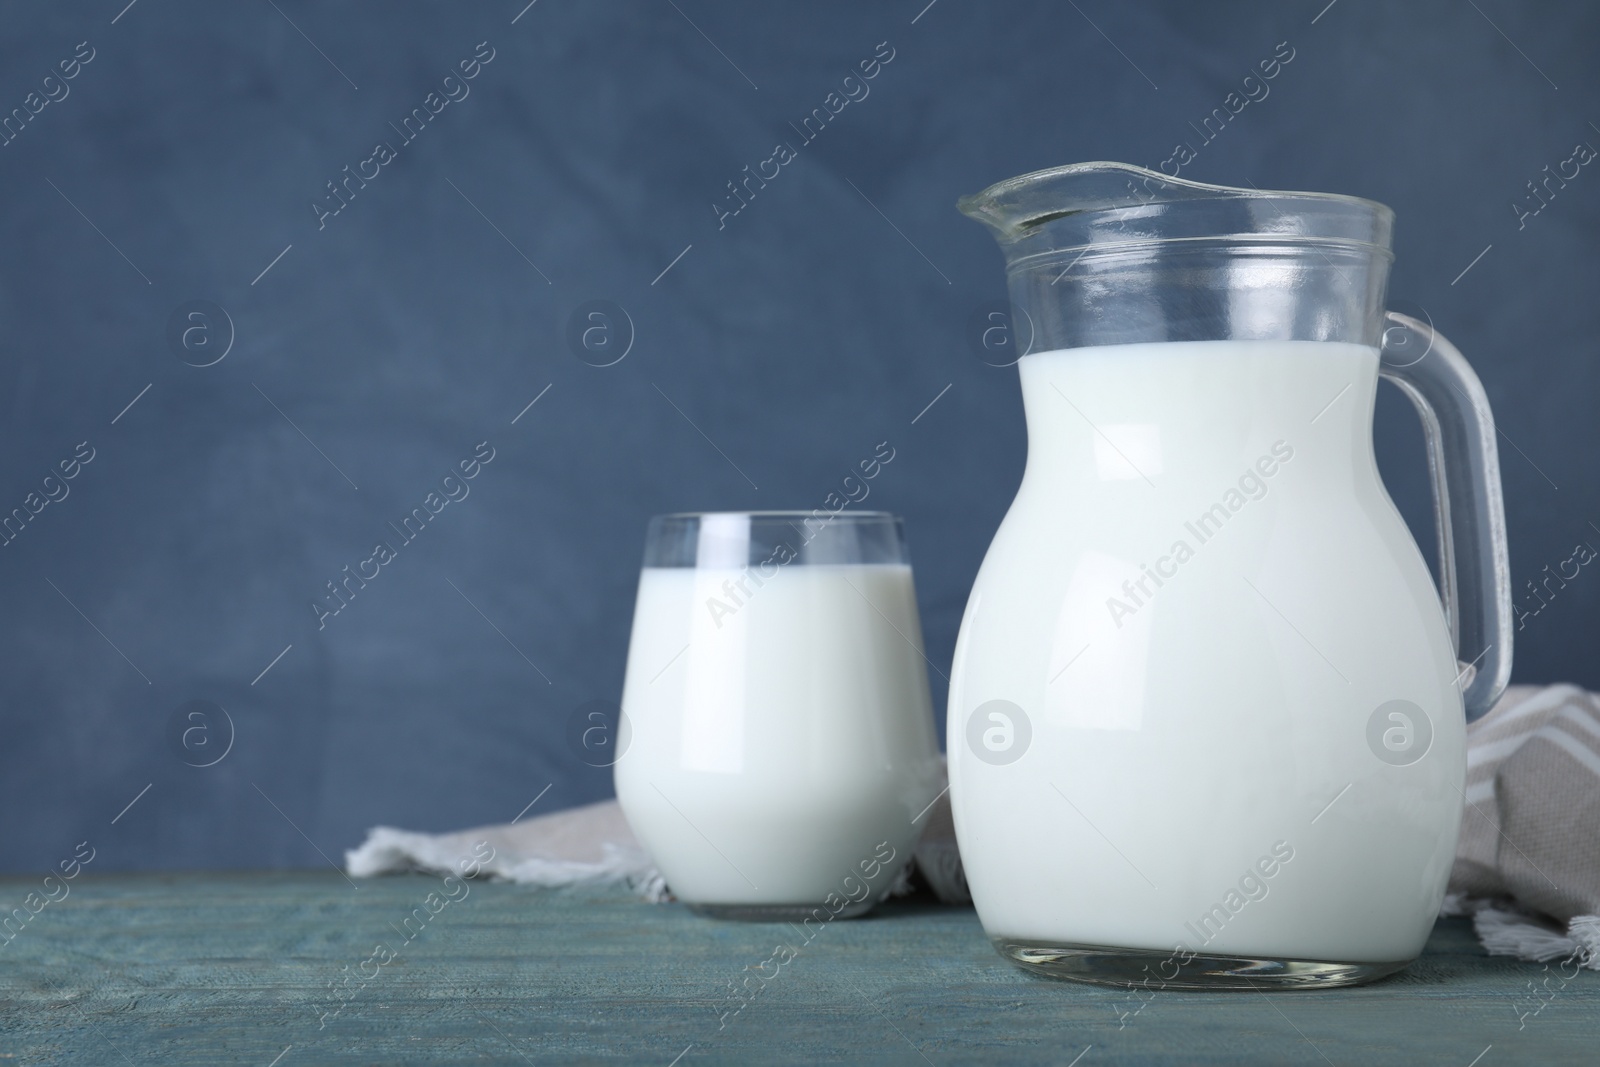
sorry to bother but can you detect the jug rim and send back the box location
[958,161,1394,252]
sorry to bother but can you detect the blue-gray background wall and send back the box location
[1,1,1595,873]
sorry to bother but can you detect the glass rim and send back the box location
[643,510,909,568]
[651,510,901,522]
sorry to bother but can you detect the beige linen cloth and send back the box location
[348,684,1600,969]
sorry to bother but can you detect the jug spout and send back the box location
[957,160,1217,240]
[958,163,1396,351]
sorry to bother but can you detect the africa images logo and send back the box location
[966,699,1031,766]
[1366,700,1433,766]
[1105,441,1294,629]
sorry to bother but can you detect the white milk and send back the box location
[948,339,1466,963]
[616,563,941,907]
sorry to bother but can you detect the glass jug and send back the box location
[948,162,1512,989]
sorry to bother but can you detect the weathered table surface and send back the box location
[2,871,1595,1065]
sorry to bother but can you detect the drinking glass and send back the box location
[614,511,942,919]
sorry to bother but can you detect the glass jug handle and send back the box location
[1377,312,1513,721]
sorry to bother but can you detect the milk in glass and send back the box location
[618,552,941,911]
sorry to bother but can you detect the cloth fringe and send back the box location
[1470,902,1600,970]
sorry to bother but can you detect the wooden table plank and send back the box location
[1,872,1594,1065]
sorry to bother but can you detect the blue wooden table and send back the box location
[3,872,1595,1064]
